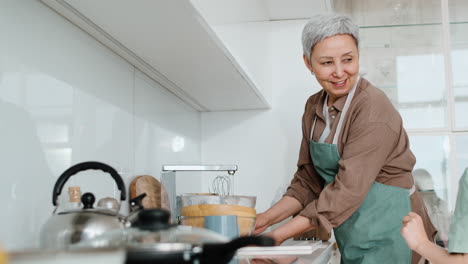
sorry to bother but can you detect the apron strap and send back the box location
[310,76,360,144]
[332,76,359,144]
[318,94,331,143]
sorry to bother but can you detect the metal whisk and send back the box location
[211,175,231,196]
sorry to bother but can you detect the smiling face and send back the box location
[304,34,359,106]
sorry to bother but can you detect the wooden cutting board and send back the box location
[130,175,162,209]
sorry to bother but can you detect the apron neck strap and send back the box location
[332,76,359,144]
[311,76,360,144]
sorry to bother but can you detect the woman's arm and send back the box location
[254,96,322,238]
[254,196,303,235]
[254,196,317,245]
[268,214,317,245]
[401,212,468,264]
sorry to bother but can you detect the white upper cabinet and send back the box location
[40,0,271,111]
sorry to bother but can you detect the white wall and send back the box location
[0,0,201,250]
[201,20,322,212]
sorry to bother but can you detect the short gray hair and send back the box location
[302,14,359,60]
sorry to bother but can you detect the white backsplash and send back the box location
[0,0,201,250]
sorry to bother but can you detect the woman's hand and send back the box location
[253,197,303,238]
[254,196,303,236]
[265,215,316,246]
[254,212,271,235]
[401,212,430,251]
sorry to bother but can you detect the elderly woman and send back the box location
[254,14,436,264]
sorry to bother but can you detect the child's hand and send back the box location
[401,212,430,251]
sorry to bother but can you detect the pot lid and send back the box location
[73,209,228,250]
[56,192,122,218]
[58,208,119,217]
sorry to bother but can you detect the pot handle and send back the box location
[201,236,275,264]
[52,161,126,206]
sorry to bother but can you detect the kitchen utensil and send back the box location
[40,161,128,249]
[210,175,231,195]
[203,215,239,238]
[0,245,7,264]
[236,240,323,256]
[97,197,120,212]
[179,194,256,208]
[72,209,274,264]
[293,227,331,242]
[68,186,81,204]
[179,215,256,237]
[130,175,164,209]
[180,204,256,236]
[181,204,256,217]
[57,186,82,211]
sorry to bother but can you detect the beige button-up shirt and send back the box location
[285,78,436,240]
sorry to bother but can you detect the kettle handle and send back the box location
[52,161,126,206]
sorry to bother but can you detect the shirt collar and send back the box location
[322,75,361,113]
[332,94,346,112]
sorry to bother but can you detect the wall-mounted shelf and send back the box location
[40,0,271,112]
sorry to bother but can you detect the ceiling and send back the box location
[190,0,332,25]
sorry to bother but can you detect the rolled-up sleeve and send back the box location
[284,96,323,208]
[284,151,321,208]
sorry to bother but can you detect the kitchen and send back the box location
[1,0,468,263]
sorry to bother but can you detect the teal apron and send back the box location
[310,81,412,264]
[448,168,468,253]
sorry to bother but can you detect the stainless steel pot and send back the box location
[73,209,275,264]
[40,161,128,249]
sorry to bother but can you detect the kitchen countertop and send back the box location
[234,240,337,264]
[9,240,336,264]
[9,248,126,264]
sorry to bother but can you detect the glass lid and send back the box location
[72,209,228,249]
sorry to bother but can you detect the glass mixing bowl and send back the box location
[178,194,256,208]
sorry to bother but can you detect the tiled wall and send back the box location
[0,0,201,250]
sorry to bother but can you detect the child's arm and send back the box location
[401,212,468,264]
